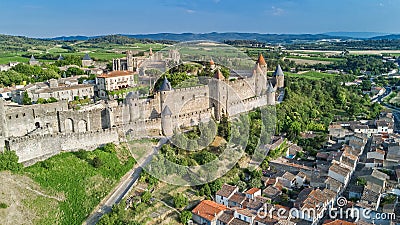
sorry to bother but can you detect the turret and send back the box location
[267,82,276,105]
[210,58,216,70]
[253,63,266,96]
[159,76,173,116]
[257,54,268,75]
[0,99,7,151]
[161,105,173,136]
[126,92,141,122]
[209,69,226,120]
[273,64,285,89]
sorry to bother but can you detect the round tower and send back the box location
[267,82,276,105]
[210,58,216,70]
[209,69,225,121]
[253,63,266,96]
[159,76,173,112]
[273,64,285,89]
[0,99,8,150]
[257,54,268,75]
[161,105,173,136]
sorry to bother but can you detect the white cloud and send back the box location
[185,9,196,14]
[271,6,284,16]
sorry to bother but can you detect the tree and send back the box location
[173,193,188,208]
[141,191,152,204]
[22,91,32,105]
[0,150,22,172]
[65,67,84,77]
[180,211,192,225]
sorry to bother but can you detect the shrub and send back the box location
[0,202,8,209]
[74,149,89,160]
[0,150,22,172]
[141,191,152,204]
[173,193,188,208]
[92,156,103,168]
[102,143,116,153]
[180,211,192,224]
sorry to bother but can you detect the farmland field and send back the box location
[286,71,337,80]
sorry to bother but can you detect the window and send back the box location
[182,96,185,100]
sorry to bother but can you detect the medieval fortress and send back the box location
[0,49,285,165]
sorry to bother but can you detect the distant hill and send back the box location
[323,32,389,39]
[369,34,400,40]
[49,36,93,41]
[122,32,347,43]
[49,32,349,44]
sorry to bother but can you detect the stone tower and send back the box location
[257,54,268,75]
[161,105,173,136]
[209,69,225,121]
[126,92,141,122]
[0,99,7,151]
[159,76,173,114]
[253,63,267,96]
[126,50,134,72]
[273,64,285,89]
[210,58,216,70]
[267,82,276,105]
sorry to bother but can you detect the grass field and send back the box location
[22,145,136,225]
[287,55,344,62]
[286,71,337,80]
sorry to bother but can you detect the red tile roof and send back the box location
[323,219,356,225]
[245,187,261,195]
[98,71,134,78]
[192,200,227,221]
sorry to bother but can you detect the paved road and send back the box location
[372,86,392,103]
[83,137,168,225]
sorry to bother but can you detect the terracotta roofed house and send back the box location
[216,184,239,206]
[96,71,136,98]
[192,200,227,225]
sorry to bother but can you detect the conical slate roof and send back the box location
[58,54,64,60]
[159,76,173,91]
[162,105,172,116]
[267,82,275,93]
[274,64,284,76]
[214,69,225,80]
[83,53,91,60]
[257,54,267,66]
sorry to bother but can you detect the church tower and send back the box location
[126,50,134,72]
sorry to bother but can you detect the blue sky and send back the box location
[0,0,399,37]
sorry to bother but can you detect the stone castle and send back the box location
[0,54,284,165]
